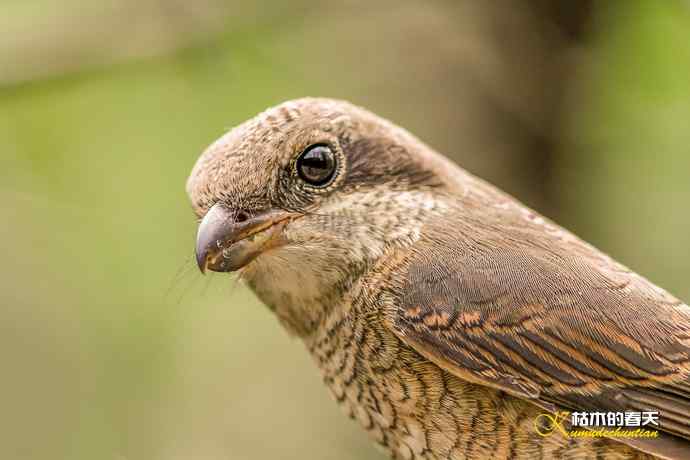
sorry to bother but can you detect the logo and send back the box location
[534,411,660,439]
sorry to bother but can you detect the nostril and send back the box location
[236,211,249,223]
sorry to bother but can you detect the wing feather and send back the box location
[385,209,690,458]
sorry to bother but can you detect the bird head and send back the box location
[187,98,459,334]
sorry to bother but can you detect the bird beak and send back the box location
[195,203,295,273]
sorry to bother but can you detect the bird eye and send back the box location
[296,144,337,186]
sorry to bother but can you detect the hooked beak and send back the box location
[195,203,296,273]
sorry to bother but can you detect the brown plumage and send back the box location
[187,98,690,459]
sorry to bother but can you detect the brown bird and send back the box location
[187,98,690,460]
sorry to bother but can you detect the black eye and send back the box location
[296,144,337,186]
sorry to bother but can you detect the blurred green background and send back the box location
[1,1,689,459]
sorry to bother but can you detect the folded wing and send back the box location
[386,213,690,459]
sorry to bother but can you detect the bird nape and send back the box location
[187,98,690,460]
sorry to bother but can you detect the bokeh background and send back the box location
[2,1,690,459]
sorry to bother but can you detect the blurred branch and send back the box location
[0,0,232,86]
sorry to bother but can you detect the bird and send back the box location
[187,98,690,460]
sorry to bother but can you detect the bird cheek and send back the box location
[279,225,313,250]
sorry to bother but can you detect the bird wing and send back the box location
[385,209,690,458]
